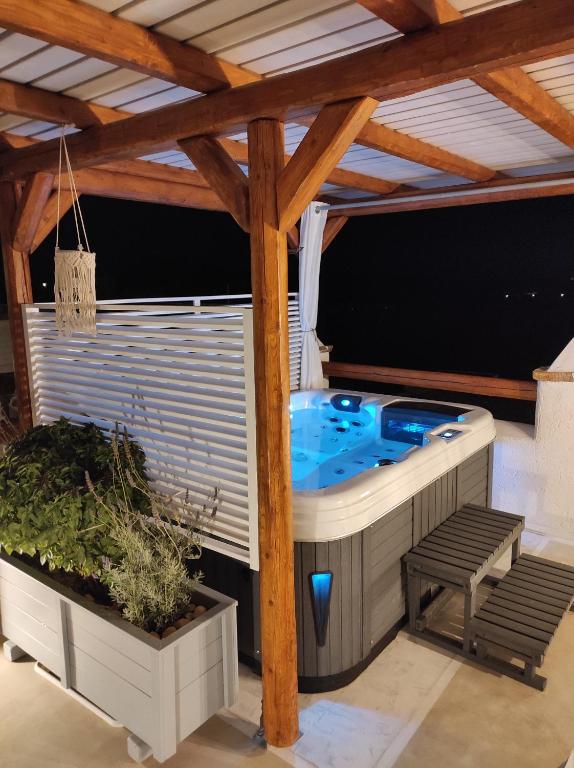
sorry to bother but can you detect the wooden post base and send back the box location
[127,734,153,764]
[3,640,26,661]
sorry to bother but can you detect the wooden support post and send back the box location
[247,118,299,748]
[0,182,33,430]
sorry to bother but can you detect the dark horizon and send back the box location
[6,191,574,382]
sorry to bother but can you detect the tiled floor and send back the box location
[1,530,574,768]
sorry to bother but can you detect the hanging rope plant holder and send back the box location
[54,127,96,336]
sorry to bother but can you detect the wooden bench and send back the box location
[404,504,525,652]
[469,554,574,689]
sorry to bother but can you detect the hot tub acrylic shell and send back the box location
[291,389,496,542]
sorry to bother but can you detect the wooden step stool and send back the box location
[468,553,574,689]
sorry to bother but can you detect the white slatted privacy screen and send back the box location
[23,295,301,570]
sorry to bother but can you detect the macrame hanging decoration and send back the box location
[54,128,96,336]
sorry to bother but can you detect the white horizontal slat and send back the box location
[25,295,302,568]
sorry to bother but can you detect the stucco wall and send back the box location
[492,338,574,538]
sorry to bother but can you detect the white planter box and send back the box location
[0,553,239,763]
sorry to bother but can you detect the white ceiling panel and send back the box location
[93,77,175,108]
[118,0,205,27]
[0,46,84,83]
[121,85,198,114]
[522,55,574,116]
[450,0,521,12]
[155,0,275,42]
[9,119,55,136]
[220,5,394,71]
[0,34,47,71]
[0,114,28,132]
[191,0,349,55]
[65,69,149,100]
[34,58,117,92]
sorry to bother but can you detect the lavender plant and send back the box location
[88,431,218,634]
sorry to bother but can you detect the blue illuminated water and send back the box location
[291,403,414,491]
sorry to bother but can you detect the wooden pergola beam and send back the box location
[31,190,75,253]
[278,97,378,231]
[0,5,495,188]
[474,68,574,150]
[248,118,299,747]
[1,0,571,180]
[0,80,399,197]
[65,168,227,211]
[178,137,250,232]
[359,0,574,150]
[0,77,127,128]
[12,172,54,252]
[0,0,258,93]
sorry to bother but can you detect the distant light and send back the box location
[42,282,47,288]
[504,294,509,299]
[340,398,351,407]
[560,293,565,298]
[530,292,536,298]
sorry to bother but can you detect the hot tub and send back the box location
[199,390,496,692]
[290,389,496,542]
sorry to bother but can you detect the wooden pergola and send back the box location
[0,0,573,747]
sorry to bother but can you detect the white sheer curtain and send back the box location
[298,201,327,390]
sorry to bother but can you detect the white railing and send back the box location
[22,294,302,569]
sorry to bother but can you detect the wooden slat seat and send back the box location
[469,554,574,689]
[404,503,524,652]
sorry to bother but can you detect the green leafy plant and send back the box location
[0,418,148,576]
[88,432,218,634]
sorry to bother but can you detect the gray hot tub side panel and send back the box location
[295,444,493,681]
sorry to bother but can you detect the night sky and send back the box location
[14,192,574,382]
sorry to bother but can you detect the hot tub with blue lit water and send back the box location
[287,389,495,690]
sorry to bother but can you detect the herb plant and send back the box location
[89,432,218,634]
[0,418,148,576]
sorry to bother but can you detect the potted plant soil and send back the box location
[0,420,237,764]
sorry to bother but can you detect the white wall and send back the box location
[492,337,574,538]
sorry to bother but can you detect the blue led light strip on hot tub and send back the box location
[309,571,334,647]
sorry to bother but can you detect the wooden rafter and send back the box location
[0,5,494,183]
[12,172,54,252]
[0,80,398,197]
[327,169,574,216]
[277,97,378,231]
[178,136,250,231]
[1,0,570,180]
[64,168,227,211]
[357,120,495,182]
[359,0,574,149]
[0,77,127,128]
[321,216,348,253]
[31,190,75,253]
[0,0,258,93]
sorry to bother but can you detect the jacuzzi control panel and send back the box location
[437,429,463,440]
